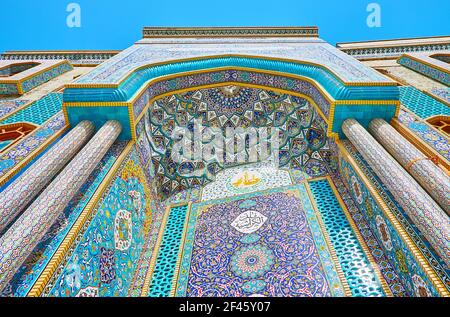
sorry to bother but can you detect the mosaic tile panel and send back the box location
[132,69,332,119]
[44,144,152,297]
[0,121,122,290]
[0,141,127,296]
[398,55,450,86]
[399,86,450,119]
[0,99,30,119]
[175,185,348,297]
[342,119,449,267]
[330,175,407,297]
[0,60,73,96]
[338,145,445,296]
[369,118,450,214]
[430,88,450,103]
[1,93,63,125]
[128,199,165,296]
[201,162,292,201]
[0,121,95,233]
[340,140,450,292]
[145,85,330,199]
[73,40,391,85]
[308,179,385,297]
[148,204,189,297]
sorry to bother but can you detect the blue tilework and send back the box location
[1,93,63,125]
[399,86,450,119]
[308,179,385,297]
[148,204,188,297]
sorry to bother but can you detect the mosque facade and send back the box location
[0,27,449,297]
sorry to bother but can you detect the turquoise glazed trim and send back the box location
[308,179,386,297]
[398,56,450,86]
[66,105,131,140]
[399,86,450,119]
[63,56,399,103]
[333,103,398,138]
[148,204,189,297]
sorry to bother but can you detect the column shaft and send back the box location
[369,118,450,215]
[0,121,122,290]
[342,119,449,266]
[0,121,95,233]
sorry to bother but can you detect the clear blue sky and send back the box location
[0,0,449,53]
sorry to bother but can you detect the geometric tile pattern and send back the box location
[1,93,63,125]
[0,60,72,96]
[0,120,121,290]
[73,39,391,85]
[148,204,189,297]
[399,86,450,119]
[146,85,330,199]
[308,179,386,297]
[369,118,450,214]
[342,119,450,267]
[0,120,95,233]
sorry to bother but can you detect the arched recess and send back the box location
[0,122,37,152]
[134,83,331,199]
[64,66,398,141]
[426,115,450,135]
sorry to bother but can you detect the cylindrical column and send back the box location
[0,121,95,233]
[369,118,450,215]
[342,119,449,266]
[0,121,122,290]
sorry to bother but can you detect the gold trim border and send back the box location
[336,140,450,297]
[398,54,450,76]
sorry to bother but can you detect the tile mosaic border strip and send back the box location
[307,177,390,297]
[140,202,190,297]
